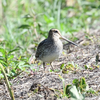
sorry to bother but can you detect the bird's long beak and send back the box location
[60,36,78,46]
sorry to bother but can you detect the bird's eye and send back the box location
[54,30,58,33]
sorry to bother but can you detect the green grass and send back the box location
[1,0,100,54]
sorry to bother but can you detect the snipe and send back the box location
[35,29,77,70]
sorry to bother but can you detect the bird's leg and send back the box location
[50,62,54,71]
[43,62,46,71]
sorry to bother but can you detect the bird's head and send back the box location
[48,29,61,39]
[48,28,78,46]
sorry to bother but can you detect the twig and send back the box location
[0,63,15,100]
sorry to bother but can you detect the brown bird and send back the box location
[35,29,77,70]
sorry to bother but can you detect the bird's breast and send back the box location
[41,53,59,62]
[41,39,63,62]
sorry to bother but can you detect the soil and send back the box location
[0,28,100,100]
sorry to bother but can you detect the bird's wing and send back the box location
[35,39,53,58]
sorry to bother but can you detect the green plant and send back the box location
[0,47,30,79]
[59,76,97,100]
[84,64,99,71]
[60,62,79,74]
